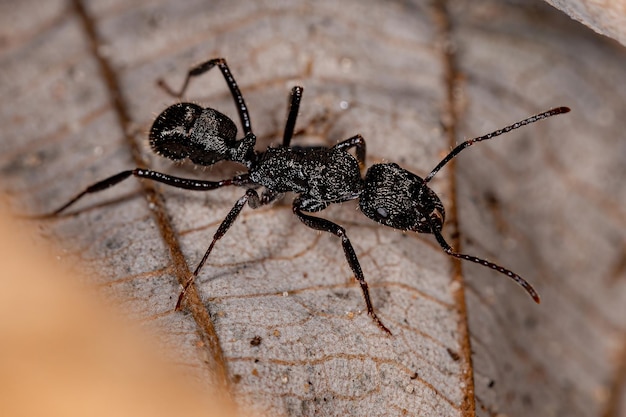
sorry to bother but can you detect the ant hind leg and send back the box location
[157,58,253,135]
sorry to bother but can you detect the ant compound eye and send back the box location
[376,207,389,219]
[150,103,204,161]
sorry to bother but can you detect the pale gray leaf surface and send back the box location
[449,2,626,416]
[1,1,625,417]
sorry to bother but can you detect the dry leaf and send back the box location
[1,1,624,416]
[546,0,626,47]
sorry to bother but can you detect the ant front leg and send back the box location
[157,58,253,135]
[49,170,250,215]
[292,198,391,335]
[333,134,366,171]
[176,188,280,309]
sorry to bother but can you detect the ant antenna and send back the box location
[419,107,571,302]
[429,220,541,303]
[424,107,570,183]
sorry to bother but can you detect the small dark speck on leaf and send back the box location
[484,190,499,209]
[250,335,262,346]
[333,291,350,300]
[446,347,460,361]
[524,315,538,329]
[105,238,123,250]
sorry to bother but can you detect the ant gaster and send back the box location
[51,58,570,335]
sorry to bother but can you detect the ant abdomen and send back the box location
[150,102,241,166]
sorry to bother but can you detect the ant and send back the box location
[49,58,570,335]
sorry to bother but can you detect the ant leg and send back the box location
[333,134,366,170]
[176,188,280,309]
[293,199,392,335]
[49,169,250,215]
[157,58,253,135]
[282,86,304,147]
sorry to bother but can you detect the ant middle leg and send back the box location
[49,169,251,216]
[292,199,391,335]
[157,58,253,135]
[280,92,367,171]
[176,188,280,309]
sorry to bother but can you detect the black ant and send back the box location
[49,58,570,335]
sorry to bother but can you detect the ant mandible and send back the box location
[50,58,570,335]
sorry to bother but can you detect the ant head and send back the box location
[150,103,254,166]
[360,163,445,234]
